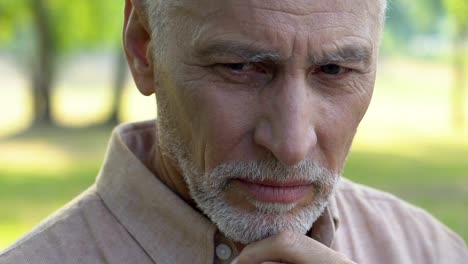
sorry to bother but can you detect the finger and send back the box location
[231,259,283,264]
[236,231,353,264]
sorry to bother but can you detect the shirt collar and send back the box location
[96,121,340,263]
[310,191,340,247]
[96,121,217,264]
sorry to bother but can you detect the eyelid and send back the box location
[222,61,271,73]
[324,60,368,72]
[311,64,352,79]
[212,62,273,85]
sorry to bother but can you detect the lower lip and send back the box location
[236,180,312,203]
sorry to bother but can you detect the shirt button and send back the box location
[216,243,232,260]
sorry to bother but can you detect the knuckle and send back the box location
[235,248,252,263]
[333,252,355,264]
[276,230,299,250]
[235,255,247,264]
[343,257,357,264]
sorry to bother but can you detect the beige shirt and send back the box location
[1,121,467,264]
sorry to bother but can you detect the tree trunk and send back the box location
[106,48,127,125]
[30,0,55,127]
[451,26,466,132]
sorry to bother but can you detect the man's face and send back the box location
[154,0,380,243]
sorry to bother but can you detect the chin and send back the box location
[193,189,331,244]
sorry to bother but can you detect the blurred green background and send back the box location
[0,0,467,250]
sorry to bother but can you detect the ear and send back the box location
[123,0,155,96]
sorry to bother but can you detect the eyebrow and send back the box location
[194,40,371,65]
[194,40,282,63]
[312,45,372,65]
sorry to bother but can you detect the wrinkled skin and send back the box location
[152,0,379,204]
[124,0,381,262]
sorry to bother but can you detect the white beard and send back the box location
[179,159,338,244]
[156,97,339,244]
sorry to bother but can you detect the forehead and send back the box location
[164,0,381,60]
[170,0,377,18]
[169,0,379,30]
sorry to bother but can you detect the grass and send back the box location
[347,134,468,242]
[0,127,466,250]
[0,57,467,250]
[0,126,110,250]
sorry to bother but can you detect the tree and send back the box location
[51,0,126,125]
[107,46,128,125]
[30,0,55,126]
[0,0,54,126]
[386,0,467,131]
[0,0,124,127]
[443,0,468,131]
[382,0,445,54]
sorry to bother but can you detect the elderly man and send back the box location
[1,0,468,263]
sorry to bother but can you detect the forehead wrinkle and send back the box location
[179,0,374,37]
[220,0,369,18]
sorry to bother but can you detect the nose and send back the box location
[254,75,317,166]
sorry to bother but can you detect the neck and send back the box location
[149,139,195,206]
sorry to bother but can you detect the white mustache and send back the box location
[208,160,335,183]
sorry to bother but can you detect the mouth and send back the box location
[235,179,313,204]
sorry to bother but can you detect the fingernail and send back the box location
[230,257,238,264]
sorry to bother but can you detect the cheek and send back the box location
[316,89,372,171]
[200,105,253,171]
[182,83,258,172]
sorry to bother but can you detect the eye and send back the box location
[318,64,346,75]
[224,63,250,71]
[213,62,271,85]
[221,63,266,74]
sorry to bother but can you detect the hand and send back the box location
[232,231,356,264]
